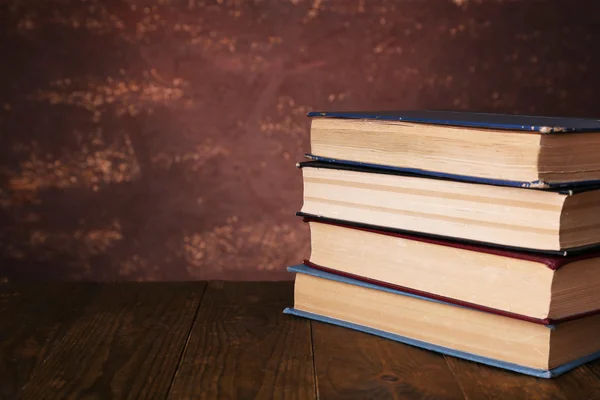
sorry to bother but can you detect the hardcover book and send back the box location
[307,110,600,188]
[298,161,600,252]
[285,264,600,378]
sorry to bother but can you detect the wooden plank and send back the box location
[17,283,205,400]
[446,358,565,400]
[311,321,466,400]
[445,357,600,399]
[167,282,315,400]
[579,359,600,383]
[0,284,91,398]
[553,362,600,400]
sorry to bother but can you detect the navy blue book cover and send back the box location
[308,110,600,133]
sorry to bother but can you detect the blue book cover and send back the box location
[306,110,600,188]
[284,263,600,378]
[308,110,600,133]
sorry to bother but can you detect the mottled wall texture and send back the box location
[1,0,599,281]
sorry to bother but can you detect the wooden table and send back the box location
[2,282,600,399]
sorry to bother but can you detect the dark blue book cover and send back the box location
[308,110,600,133]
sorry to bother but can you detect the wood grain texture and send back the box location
[561,360,600,398]
[167,281,315,400]
[4,282,600,400]
[0,284,91,399]
[446,357,600,400]
[552,363,600,400]
[446,358,566,400]
[311,321,466,400]
[17,283,205,400]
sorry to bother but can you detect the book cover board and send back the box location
[308,110,600,133]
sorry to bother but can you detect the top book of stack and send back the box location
[307,110,600,188]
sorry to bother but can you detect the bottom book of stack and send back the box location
[284,264,600,378]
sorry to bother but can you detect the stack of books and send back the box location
[285,110,600,378]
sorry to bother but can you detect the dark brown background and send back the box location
[1,0,599,281]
